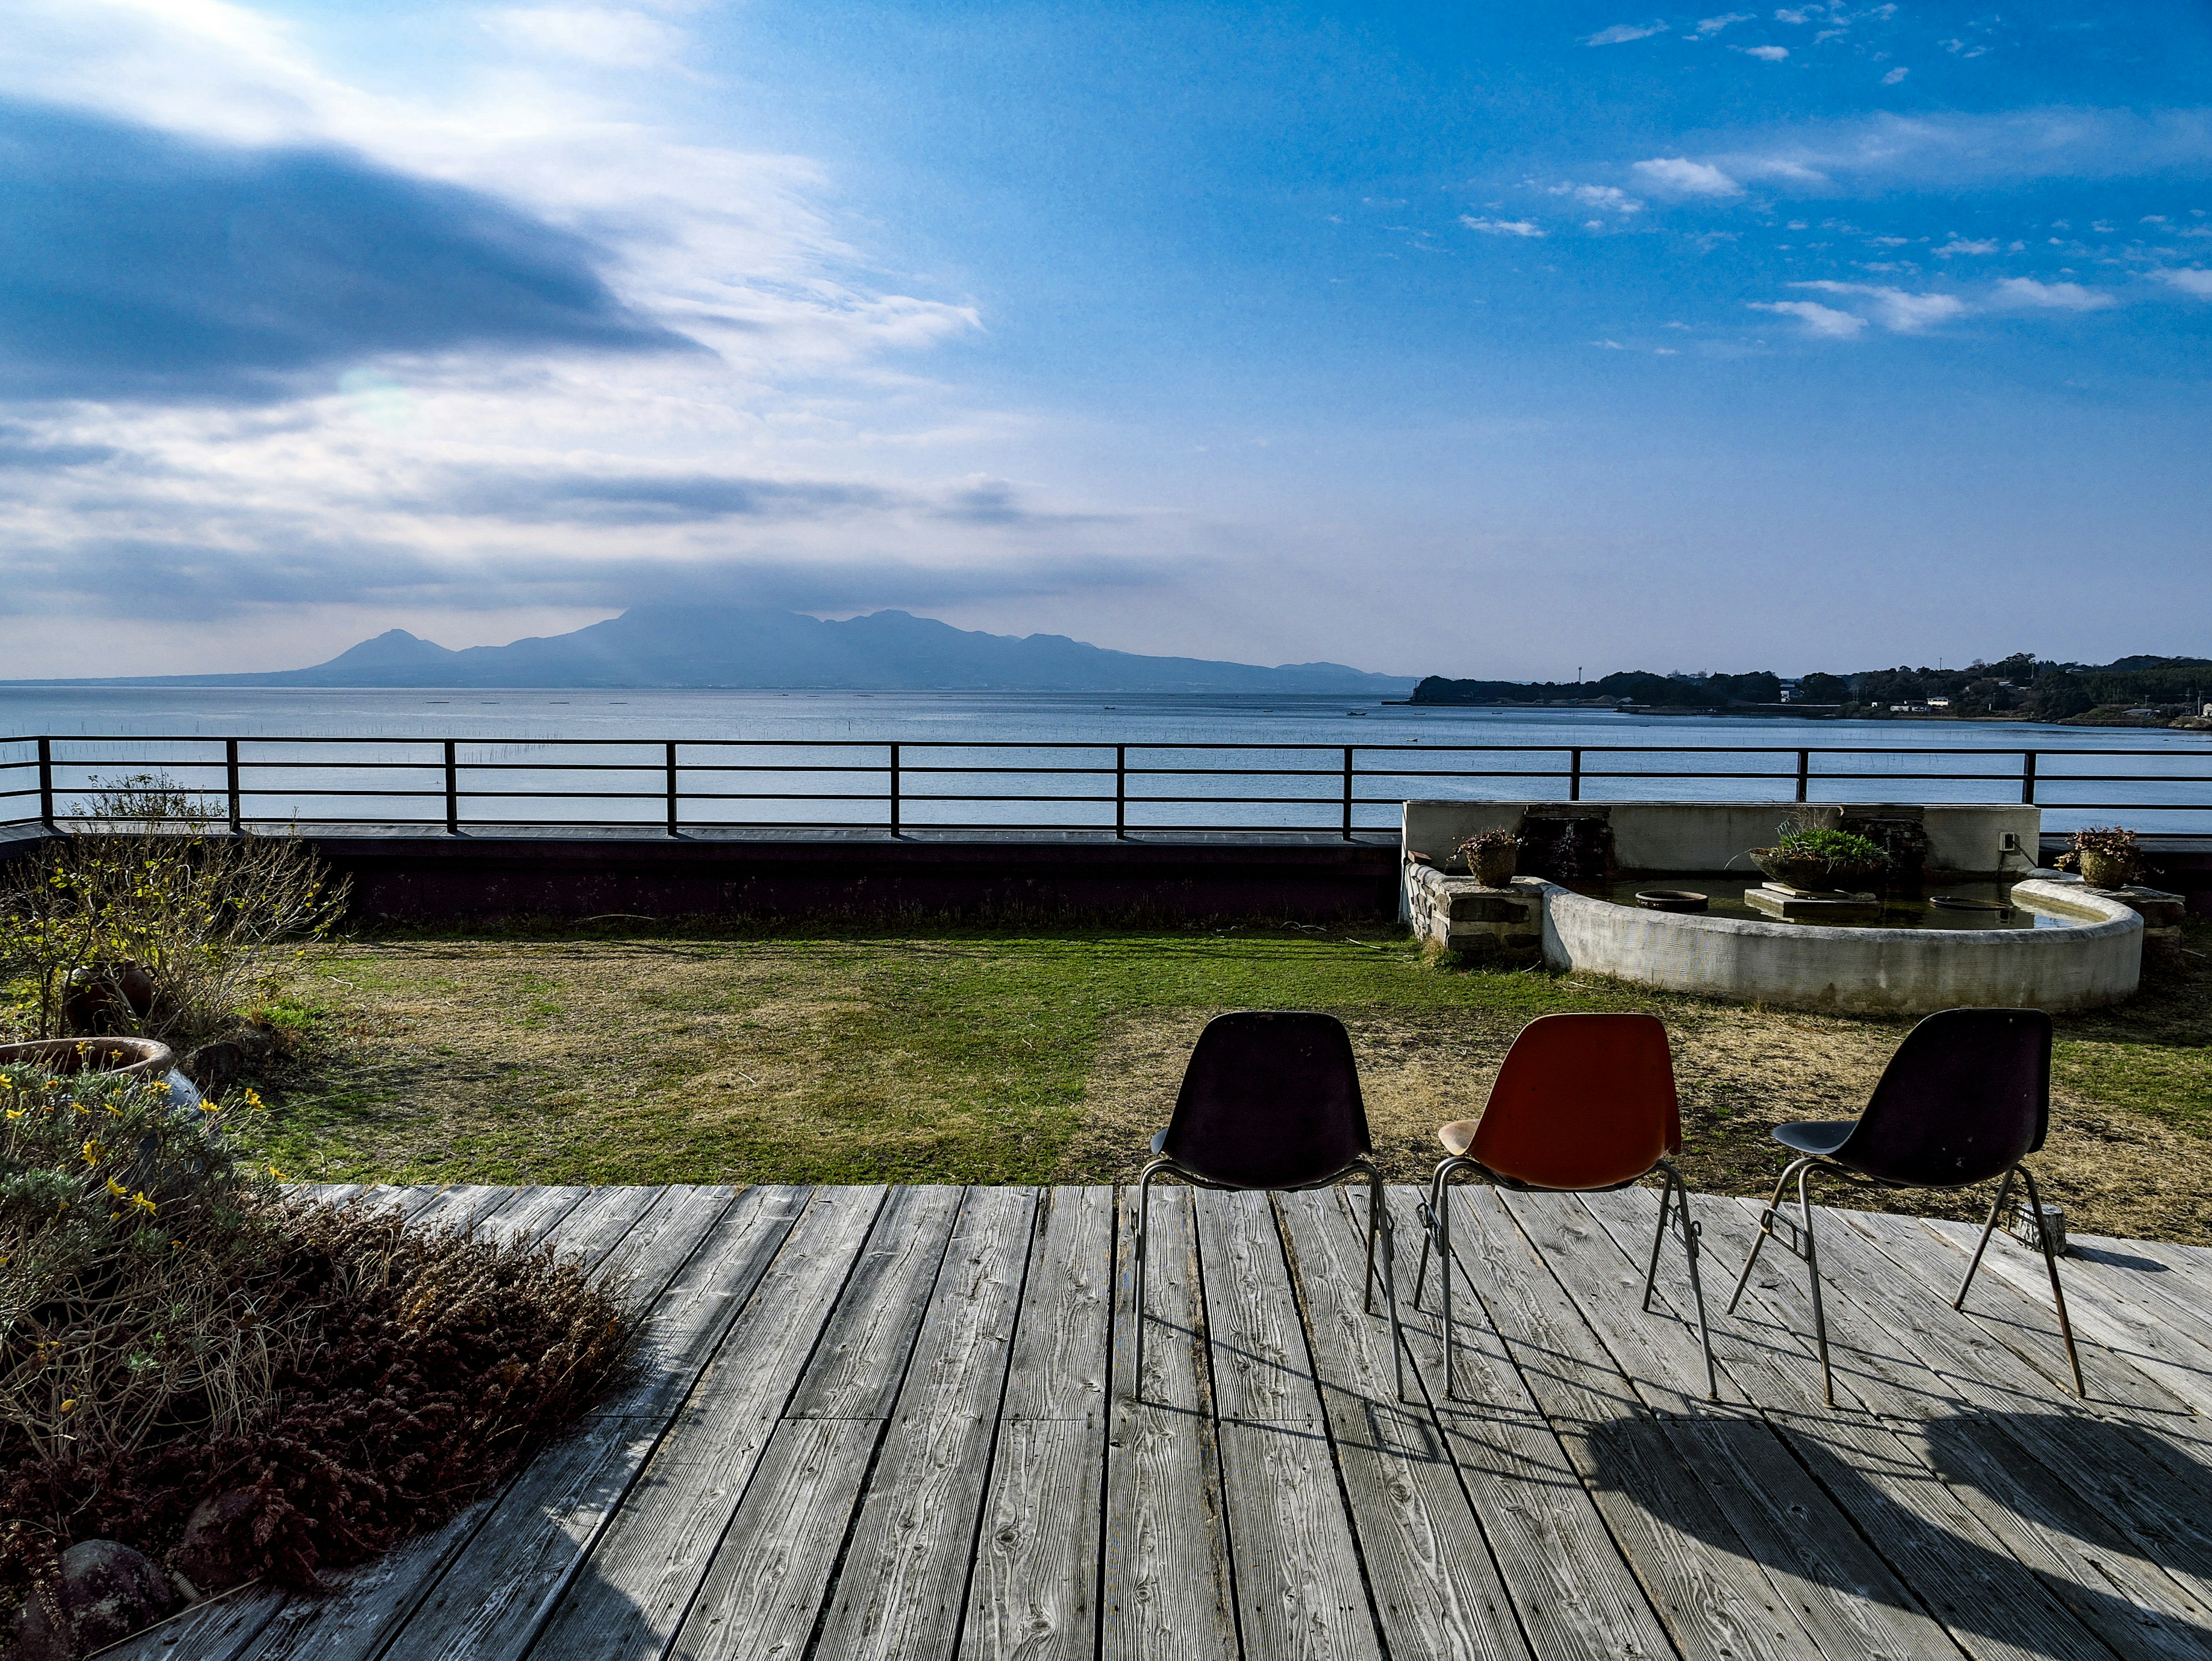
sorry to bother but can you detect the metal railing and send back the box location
[3,735,2209,838]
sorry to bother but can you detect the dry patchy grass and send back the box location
[232,920,2212,1244]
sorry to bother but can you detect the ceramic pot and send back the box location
[1473,846,1518,887]
[2077,849,2135,889]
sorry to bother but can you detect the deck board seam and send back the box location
[793,1185,978,1661]
[942,1187,1047,1661]
[1185,1187,1249,1661]
[1092,1189,1122,1661]
[635,1183,895,1659]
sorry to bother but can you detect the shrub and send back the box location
[1452,830,1521,872]
[0,778,349,1055]
[1,1059,638,1626]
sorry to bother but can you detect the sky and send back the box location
[1,0,2209,681]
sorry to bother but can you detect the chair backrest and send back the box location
[1469,1013,1680,1190]
[1158,1011,1372,1188]
[1834,1008,2050,1188]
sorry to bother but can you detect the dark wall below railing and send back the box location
[0,826,1403,923]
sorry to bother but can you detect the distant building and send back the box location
[1925,697,1950,709]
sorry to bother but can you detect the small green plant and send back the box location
[1452,829,1522,872]
[1772,824,1892,870]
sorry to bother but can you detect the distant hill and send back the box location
[31,606,1415,695]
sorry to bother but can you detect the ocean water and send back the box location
[2,686,2207,835]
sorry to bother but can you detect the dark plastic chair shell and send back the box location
[1812,1007,2051,1190]
[1156,1011,1373,1186]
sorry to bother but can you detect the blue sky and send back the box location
[1,1,2207,678]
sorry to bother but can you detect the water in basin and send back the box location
[1594,878,2078,930]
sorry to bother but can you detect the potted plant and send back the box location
[1455,829,1522,887]
[2071,825,2139,889]
[1745,824,1892,891]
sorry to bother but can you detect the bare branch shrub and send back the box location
[0,775,349,1053]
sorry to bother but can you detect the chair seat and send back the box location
[1772,1119,1857,1158]
[1438,1119,1478,1156]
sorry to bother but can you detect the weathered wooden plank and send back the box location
[787,1183,965,1421]
[471,1183,590,1246]
[1000,1185,1114,1425]
[1922,1216,2212,1418]
[1504,1189,1964,1661]
[1103,1185,1237,1661]
[1363,1189,1677,1661]
[1432,1183,1815,1661]
[551,1183,669,1274]
[956,1417,1104,1661]
[473,1186,884,1661]
[813,1186,1040,1661]
[663,1418,881,1661]
[101,1583,287,1661]
[1193,1186,1320,1424]
[1192,1189,1384,1661]
[957,1187,1115,1661]
[408,1183,519,1232]
[1671,1191,2212,1659]
[1275,1189,1532,1661]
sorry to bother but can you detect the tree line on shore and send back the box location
[1410,653,2212,722]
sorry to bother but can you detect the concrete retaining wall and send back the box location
[1536,873,2140,1014]
[1402,800,2040,882]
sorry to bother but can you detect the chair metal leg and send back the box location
[1726,1159,1804,1314]
[1953,1164,2018,1314]
[1133,1165,1161,1403]
[1365,1167,1408,1403]
[1651,1160,1717,1401]
[2018,1166,2086,1398]
[1795,1162,1832,1408]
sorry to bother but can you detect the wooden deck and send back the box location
[118,1181,2212,1661]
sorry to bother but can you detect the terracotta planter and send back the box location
[2077,849,2135,889]
[1472,847,1518,887]
[0,1035,176,1081]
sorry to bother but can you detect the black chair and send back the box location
[1134,1011,1404,1402]
[1726,1007,2082,1406]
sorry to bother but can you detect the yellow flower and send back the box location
[59,1399,75,1413]
[105,1176,128,1199]
[267,1164,286,1183]
[81,1139,103,1165]
[131,1191,157,1216]
[198,1099,221,1113]
[5,1107,22,1119]
[240,1088,266,1111]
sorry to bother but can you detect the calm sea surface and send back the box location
[3,686,2207,834]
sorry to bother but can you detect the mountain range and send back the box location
[43,606,1415,694]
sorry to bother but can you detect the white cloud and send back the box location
[1794,280,1969,331]
[1551,183,1645,213]
[1696,13,1756,33]
[1935,239,1999,256]
[1463,217,1544,237]
[1748,300,1868,337]
[1633,157,1745,196]
[1773,7,1819,22]
[1881,66,1908,85]
[2155,268,2212,298]
[1994,277,2116,311]
[1585,20,1668,44]
[1734,44,1790,60]
[481,7,686,69]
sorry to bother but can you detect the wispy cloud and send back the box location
[1794,280,1968,331]
[1461,216,1545,237]
[1550,183,1645,214]
[1880,66,1908,85]
[1632,157,1744,196]
[1993,277,2116,311]
[1696,13,1756,33]
[1748,299,1869,337]
[1935,239,1999,256]
[1585,20,1669,45]
[2155,268,2212,298]
[480,7,688,70]
[1734,44,1790,61]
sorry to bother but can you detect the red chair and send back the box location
[1413,1013,1715,1399]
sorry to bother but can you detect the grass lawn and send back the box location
[218,916,2212,1244]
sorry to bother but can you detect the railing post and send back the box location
[2020,751,2037,806]
[1569,748,1582,803]
[889,743,902,838]
[444,740,460,834]
[1795,750,1810,805]
[37,736,54,828]
[665,741,679,837]
[1115,744,1127,840]
[1342,747,1354,841]
[226,738,243,833]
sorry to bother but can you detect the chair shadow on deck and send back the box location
[1585,1405,2212,1656]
